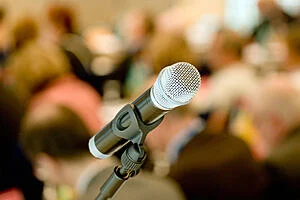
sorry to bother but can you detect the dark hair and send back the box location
[0,83,24,158]
[12,17,39,50]
[47,4,76,33]
[287,21,300,56]
[140,10,155,35]
[218,29,245,58]
[20,104,90,160]
[0,6,6,23]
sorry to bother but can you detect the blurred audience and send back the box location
[11,17,39,52]
[167,29,266,199]
[46,3,101,97]
[116,9,155,98]
[169,126,268,199]
[138,32,198,174]
[237,75,300,199]
[252,0,298,43]
[84,26,132,98]
[28,74,103,134]
[4,38,103,134]
[192,29,258,132]
[0,6,9,66]
[239,75,300,159]
[20,103,186,200]
[143,31,196,75]
[146,104,204,176]
[0,1,299,199]
[117,9,154,54]
[4,40,70,103]
[284,21,300,71]
[46,3,77,43]
[0,82,43,200]
[207,29,246,72]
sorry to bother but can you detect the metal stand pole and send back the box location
[96,144,146,200]
[94,104,163,200]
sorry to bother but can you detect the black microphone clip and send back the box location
[95,104,163,200]
[112,103,164,145]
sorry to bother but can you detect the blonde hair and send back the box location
[6,41,70,102]
[215,28,246,58]
[143,32,196,75]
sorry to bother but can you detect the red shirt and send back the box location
[0,188,24,200]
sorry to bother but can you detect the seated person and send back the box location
[169,117,268,199]
[0,83,43,200]
[239,74,300,199]
[20,103,185,200]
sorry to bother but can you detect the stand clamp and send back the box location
[95,104,163,200]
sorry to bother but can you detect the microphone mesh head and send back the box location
[151,62,201,110]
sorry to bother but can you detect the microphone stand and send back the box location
[95,104,163,200]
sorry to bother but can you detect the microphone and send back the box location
[89,62,201,159]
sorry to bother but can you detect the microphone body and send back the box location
[90,89,167,159]
[89,62,201,159]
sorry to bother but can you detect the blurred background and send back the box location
[0,0,300,199]
[2,0,300,32]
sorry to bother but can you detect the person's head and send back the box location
[258,0,282,19]
[143,31,196,75]
[0,6,6,25]
[118,9,154,49]
[208,29,246,71]
[238,74,300,158]
[20,104,91,185]
[5,41,70,102]
[146,104,199,153]
[11,16,39,50]
[47,3,77,39]
[191,64,258,134]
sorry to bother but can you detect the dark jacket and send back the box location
[264,128,300,199]
[170,132,268,200]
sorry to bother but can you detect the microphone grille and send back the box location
[151,62,201,110]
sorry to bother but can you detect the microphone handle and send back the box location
[93,89,167,157]
[132,88,168,124]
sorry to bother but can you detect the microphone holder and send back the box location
[95,104,163,200]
